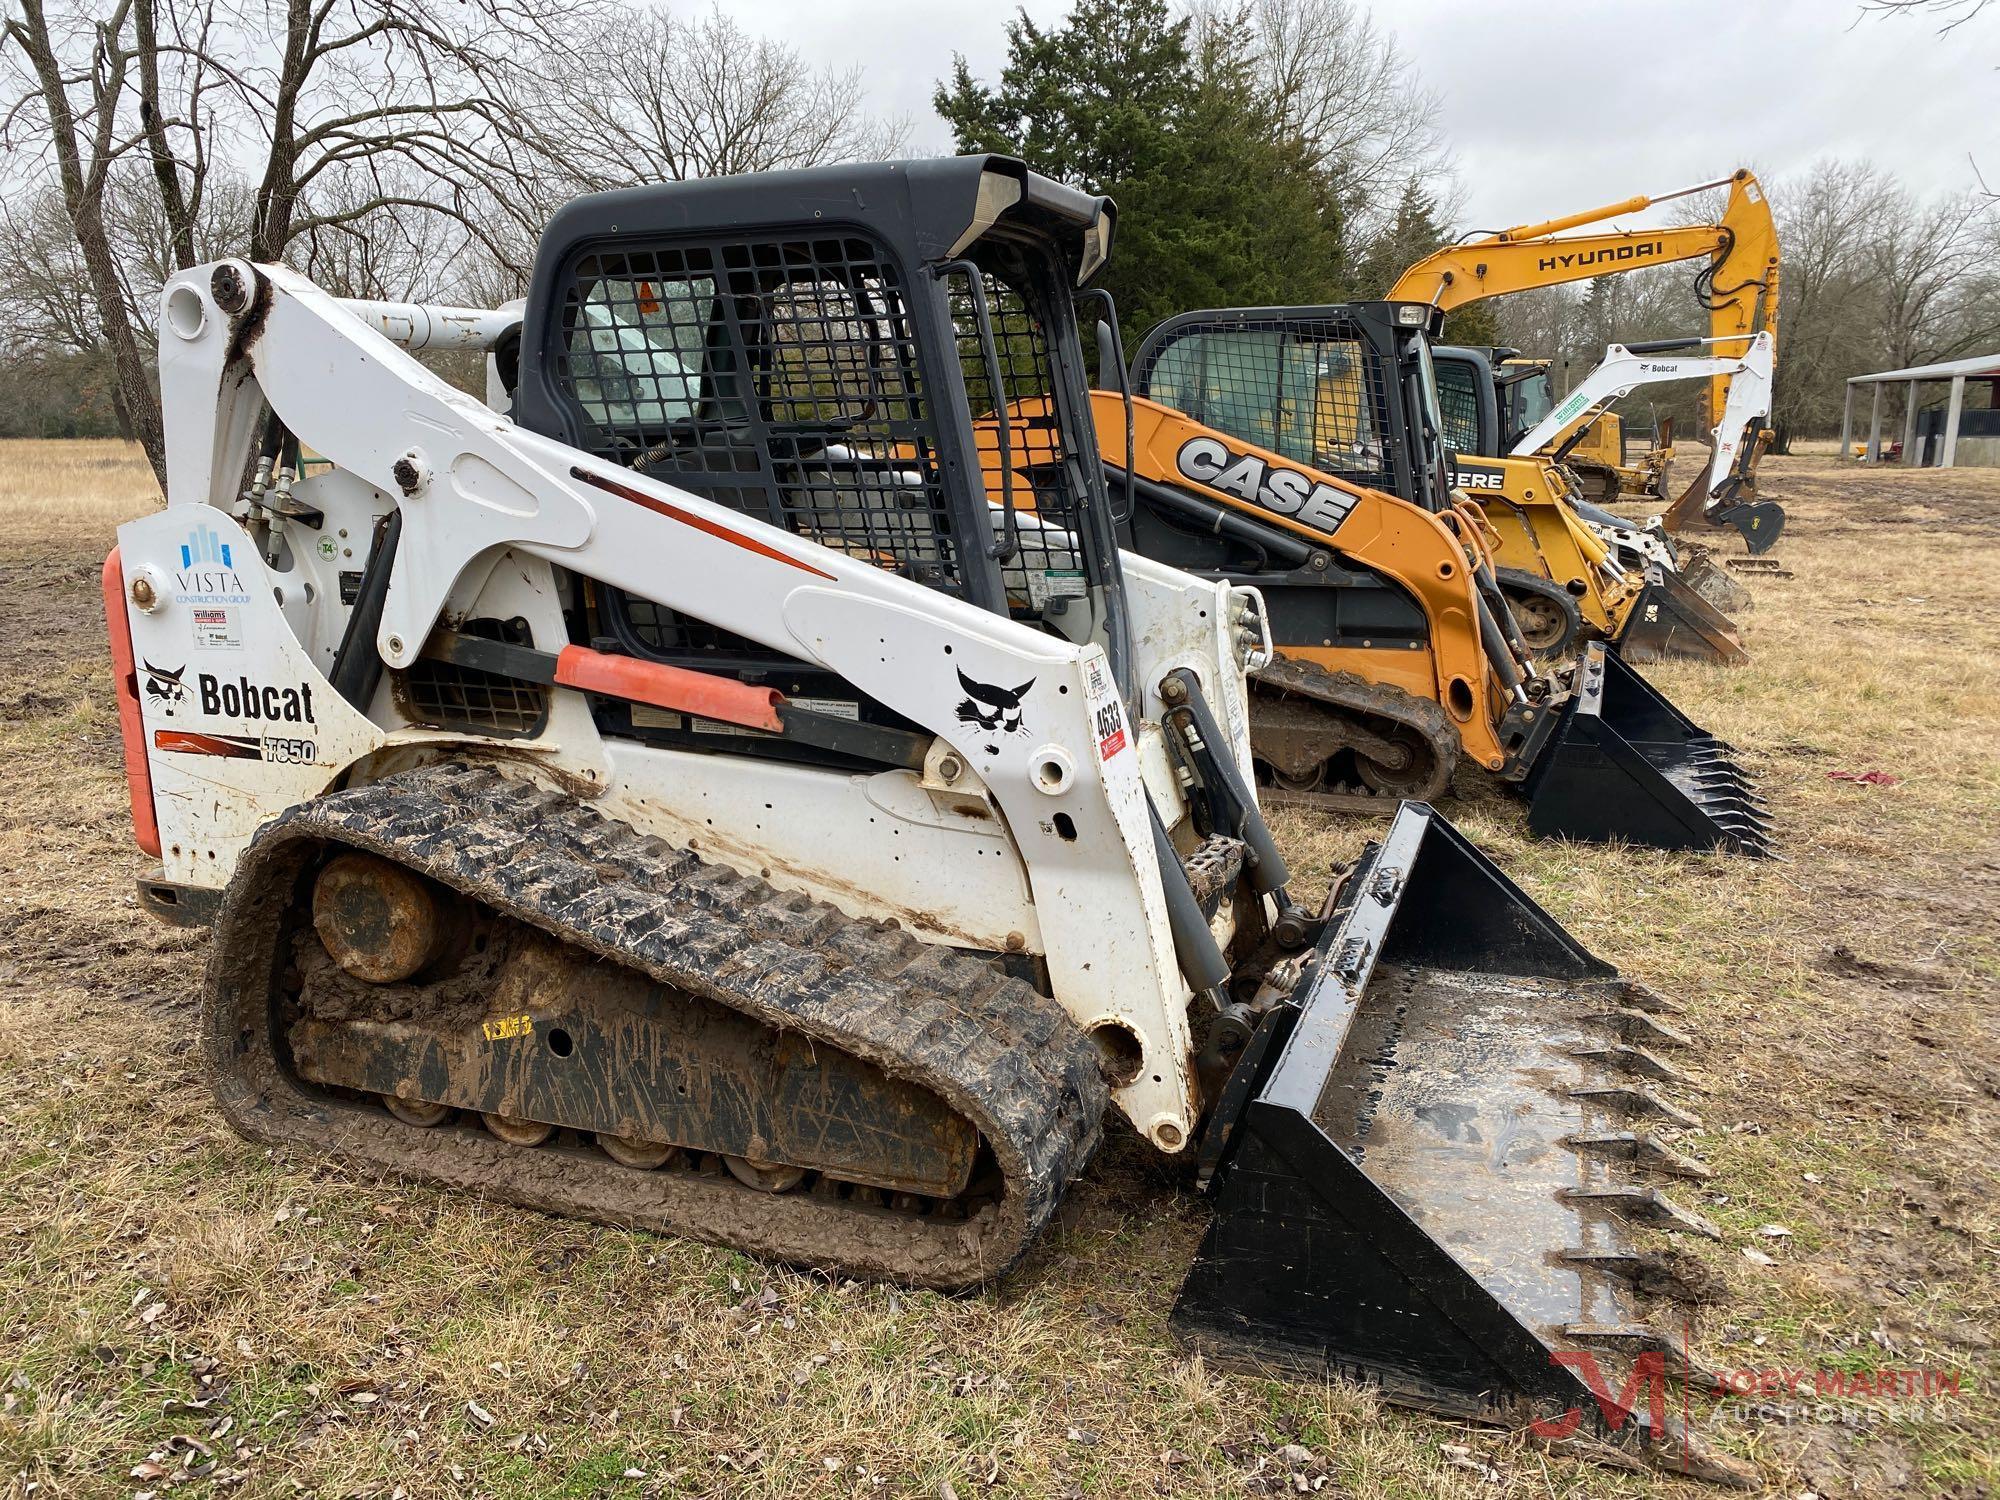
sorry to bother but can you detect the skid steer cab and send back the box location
[101,155,1745,1482]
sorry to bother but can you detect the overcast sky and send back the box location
[715,0,1997,229]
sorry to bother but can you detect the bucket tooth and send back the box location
[1570,1042,1694,1084]
[1523,642,1774,857]
[1565,1132,1712,1179]
[1559,1186,1721,1238]
[1569,1086,1703,1130]
[1557,1252,1716,1306]
[1174,805,1743,1482]
[1582,1009,1692,1049]
[1604,980,1682,1017]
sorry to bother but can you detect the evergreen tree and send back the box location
[934,0,1347,345]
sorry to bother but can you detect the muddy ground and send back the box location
[0,445,1995,1498]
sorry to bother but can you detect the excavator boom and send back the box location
[1389,170,1781,545]
[1386,170,1779,353]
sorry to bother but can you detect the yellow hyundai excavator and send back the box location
[1389,168,1784,554]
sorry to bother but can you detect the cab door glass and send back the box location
[567,275,716,432]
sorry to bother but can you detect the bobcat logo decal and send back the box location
[143,661,187,715]
[955,669,1035,736]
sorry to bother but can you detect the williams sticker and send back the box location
[190,606,241,650]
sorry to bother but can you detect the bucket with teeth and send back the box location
[1175,804,1755,1485]
[1522,642,1773,857]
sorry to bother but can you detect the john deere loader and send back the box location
[1433,341,1767,622]
[105,156,1747,1482]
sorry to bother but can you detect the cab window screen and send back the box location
[1435,355,1482,453]
[567,275,716,431]
[1137,319,1393,490]
[952,256,1090,617]
[549,232,962,596]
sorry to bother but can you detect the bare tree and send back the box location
[1764,159,1893,443]
[3,0,177,466]
[517,4,909,197]
[1197,0,1456,237]
[2,0,596,481]
[1855,0,1993,29]
[1866,186,2000,370]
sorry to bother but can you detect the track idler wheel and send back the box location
[384,1095,450,1127]
[313,852,461,983]
[599,1134,682,1171]
[483,1113,553,1147]
[1354,723,1442,798]
[725,1156,808,1193]
[596,1136,684,1176]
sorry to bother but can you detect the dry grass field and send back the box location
[1,437,1995,1498]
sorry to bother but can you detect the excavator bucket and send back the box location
[1615,564,1747,666]
[1176,805,1754,1486]
[1660,468,1785,556]
[1523,644,1772,857]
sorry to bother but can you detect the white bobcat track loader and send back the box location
[100,156,1746,1483]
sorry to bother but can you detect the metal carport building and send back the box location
[1842,351,2000,467]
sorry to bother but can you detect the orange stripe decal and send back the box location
[153,729,260,758]
[571,467,837,581]
[552,646,785,733]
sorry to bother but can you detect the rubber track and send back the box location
[203,763,1108,1289]
[1249,655,1460,811]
